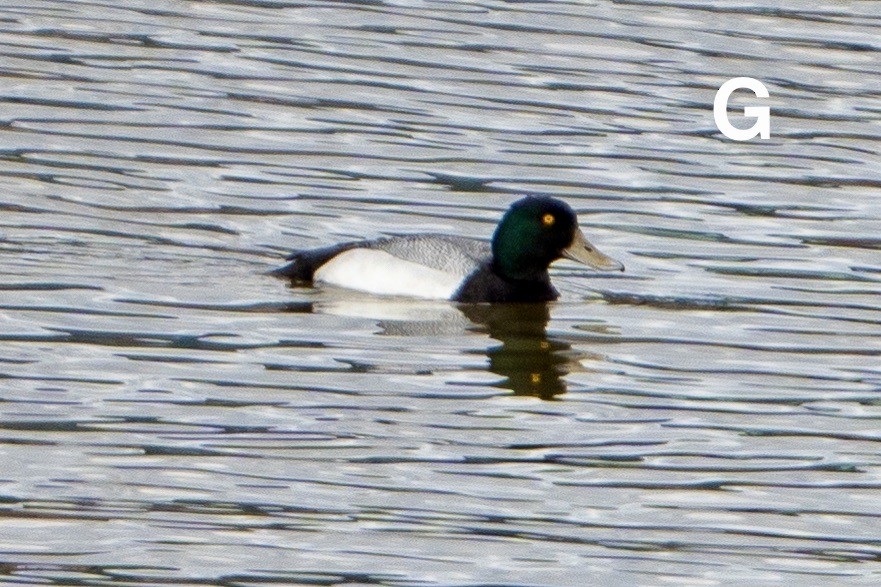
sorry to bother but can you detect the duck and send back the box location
[272,195,623,303]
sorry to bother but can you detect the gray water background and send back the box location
[1,0,880,585]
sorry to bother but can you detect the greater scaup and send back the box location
[273,196,623,303]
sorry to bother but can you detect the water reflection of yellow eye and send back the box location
[542,213,555,227]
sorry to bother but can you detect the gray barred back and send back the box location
[369,235,490,278]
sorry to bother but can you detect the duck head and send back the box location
[491,196,624,281]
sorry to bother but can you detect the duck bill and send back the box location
[563,229,624,271]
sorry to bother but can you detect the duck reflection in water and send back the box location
[293,292,596,400]
[459,303,582,400]
[363,300,590,400]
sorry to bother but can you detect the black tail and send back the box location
[269,241,359,282]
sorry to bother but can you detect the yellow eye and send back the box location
[542,213,555,227]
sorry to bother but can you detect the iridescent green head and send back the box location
[491,196,623,281]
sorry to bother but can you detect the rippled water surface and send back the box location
[1,0,880,585]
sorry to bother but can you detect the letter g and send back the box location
[714,77,771,141]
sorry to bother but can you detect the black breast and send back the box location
[452,262,559,303]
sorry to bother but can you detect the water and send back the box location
[1,0,880,585]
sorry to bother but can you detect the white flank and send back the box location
[313,248,463,300]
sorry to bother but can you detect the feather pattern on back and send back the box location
[368,235,489,277]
